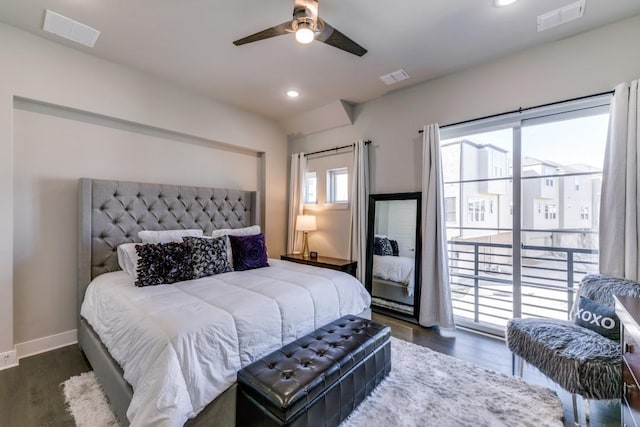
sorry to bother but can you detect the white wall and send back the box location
[289,14,640,259]
[0,23,287,356]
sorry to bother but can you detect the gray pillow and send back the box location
[182,236,232,278]
[574,296,620,341]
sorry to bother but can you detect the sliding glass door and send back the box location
[441,98,610,335]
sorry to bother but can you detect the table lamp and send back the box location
[296,215,317,258]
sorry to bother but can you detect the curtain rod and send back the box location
[304,140,372,157]
[417,90,614,134]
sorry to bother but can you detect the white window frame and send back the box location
[304,171,317,204]
[326,167,349,204]
[445,197,457,223]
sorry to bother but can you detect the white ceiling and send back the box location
[1,1,639,121]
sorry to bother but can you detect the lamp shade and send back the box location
[296,215,317,232]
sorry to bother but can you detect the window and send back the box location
[544,203,557,220]
[581,206,590,220]
[326,168,348,203]
[445,197,456,222]
[441,93,609,334]
[467,200,485,222]
[304,172,317,204]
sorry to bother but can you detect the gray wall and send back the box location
[289,14,640,260]
[0,22,287,356]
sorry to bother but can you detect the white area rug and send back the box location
[62,337,563,427]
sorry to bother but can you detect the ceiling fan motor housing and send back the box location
[293,0,318,31]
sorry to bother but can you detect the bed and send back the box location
[77,178,371,427]
[370,240,415,307]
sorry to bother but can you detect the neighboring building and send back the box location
[442,139,511,241]
[443,141,600,249]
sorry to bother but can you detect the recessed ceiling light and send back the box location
[286,90,300,98]
[494,0,519,7]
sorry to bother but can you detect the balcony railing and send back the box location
[448,240,599,331]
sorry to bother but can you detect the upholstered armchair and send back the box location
[506,274,640,426]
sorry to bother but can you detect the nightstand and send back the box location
[280,254,357,277]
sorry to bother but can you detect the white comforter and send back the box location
[372,254,415,296]
[80,259,370,427]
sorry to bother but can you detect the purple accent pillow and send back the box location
[229,233,269,271]
[134,242,193,286]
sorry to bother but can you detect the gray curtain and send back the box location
[349,140,369,282]
[287,153,307,254]
[600,79,640,281]
[419,124,455,331]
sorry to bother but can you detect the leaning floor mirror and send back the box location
[365,192,422,320]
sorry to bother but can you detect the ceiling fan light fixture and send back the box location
[295,22,315,44]
[494,0,519,7]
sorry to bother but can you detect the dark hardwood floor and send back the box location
[0,313,620,426]
[0,344,91,427]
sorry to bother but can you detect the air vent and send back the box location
[42,9,100,47]
[379,69,410,86]
[537,0,586,32]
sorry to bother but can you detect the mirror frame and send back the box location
[365,192,422,320]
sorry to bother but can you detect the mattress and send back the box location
[80,259,371,427]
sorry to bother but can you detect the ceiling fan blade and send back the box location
[316,19,367,57]
[233,21,293,46]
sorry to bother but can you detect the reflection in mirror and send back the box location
[365,192,421,319]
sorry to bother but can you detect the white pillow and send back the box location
[117,243,141,278]
[211,225,261,267]
[138,229,203,244]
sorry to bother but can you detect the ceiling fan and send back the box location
[232,0,367,57]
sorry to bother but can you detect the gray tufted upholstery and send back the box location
[78,178,259,319]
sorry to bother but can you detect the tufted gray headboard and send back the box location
[78,178,260,315]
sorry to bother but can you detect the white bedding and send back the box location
[80,259,370,427]
[372,254,415,296]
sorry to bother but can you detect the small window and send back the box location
[445,197,456,222]
[574,176,580,191]
[545,178,554,187]
[467,200,486,223]
[581,206,590,220]
[304,172,317,204]
[544,203,557,220]
[327,168,348,203]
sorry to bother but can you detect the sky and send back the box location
[445,113,609,170]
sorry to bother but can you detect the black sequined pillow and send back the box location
[134,242,193,287]
[182,236,232,278]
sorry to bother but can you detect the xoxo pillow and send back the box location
[574,296,620,341]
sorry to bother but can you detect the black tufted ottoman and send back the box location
[236,315,391,427]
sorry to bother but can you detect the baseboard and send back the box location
[15,329,77,360]
[0,350,18,371]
